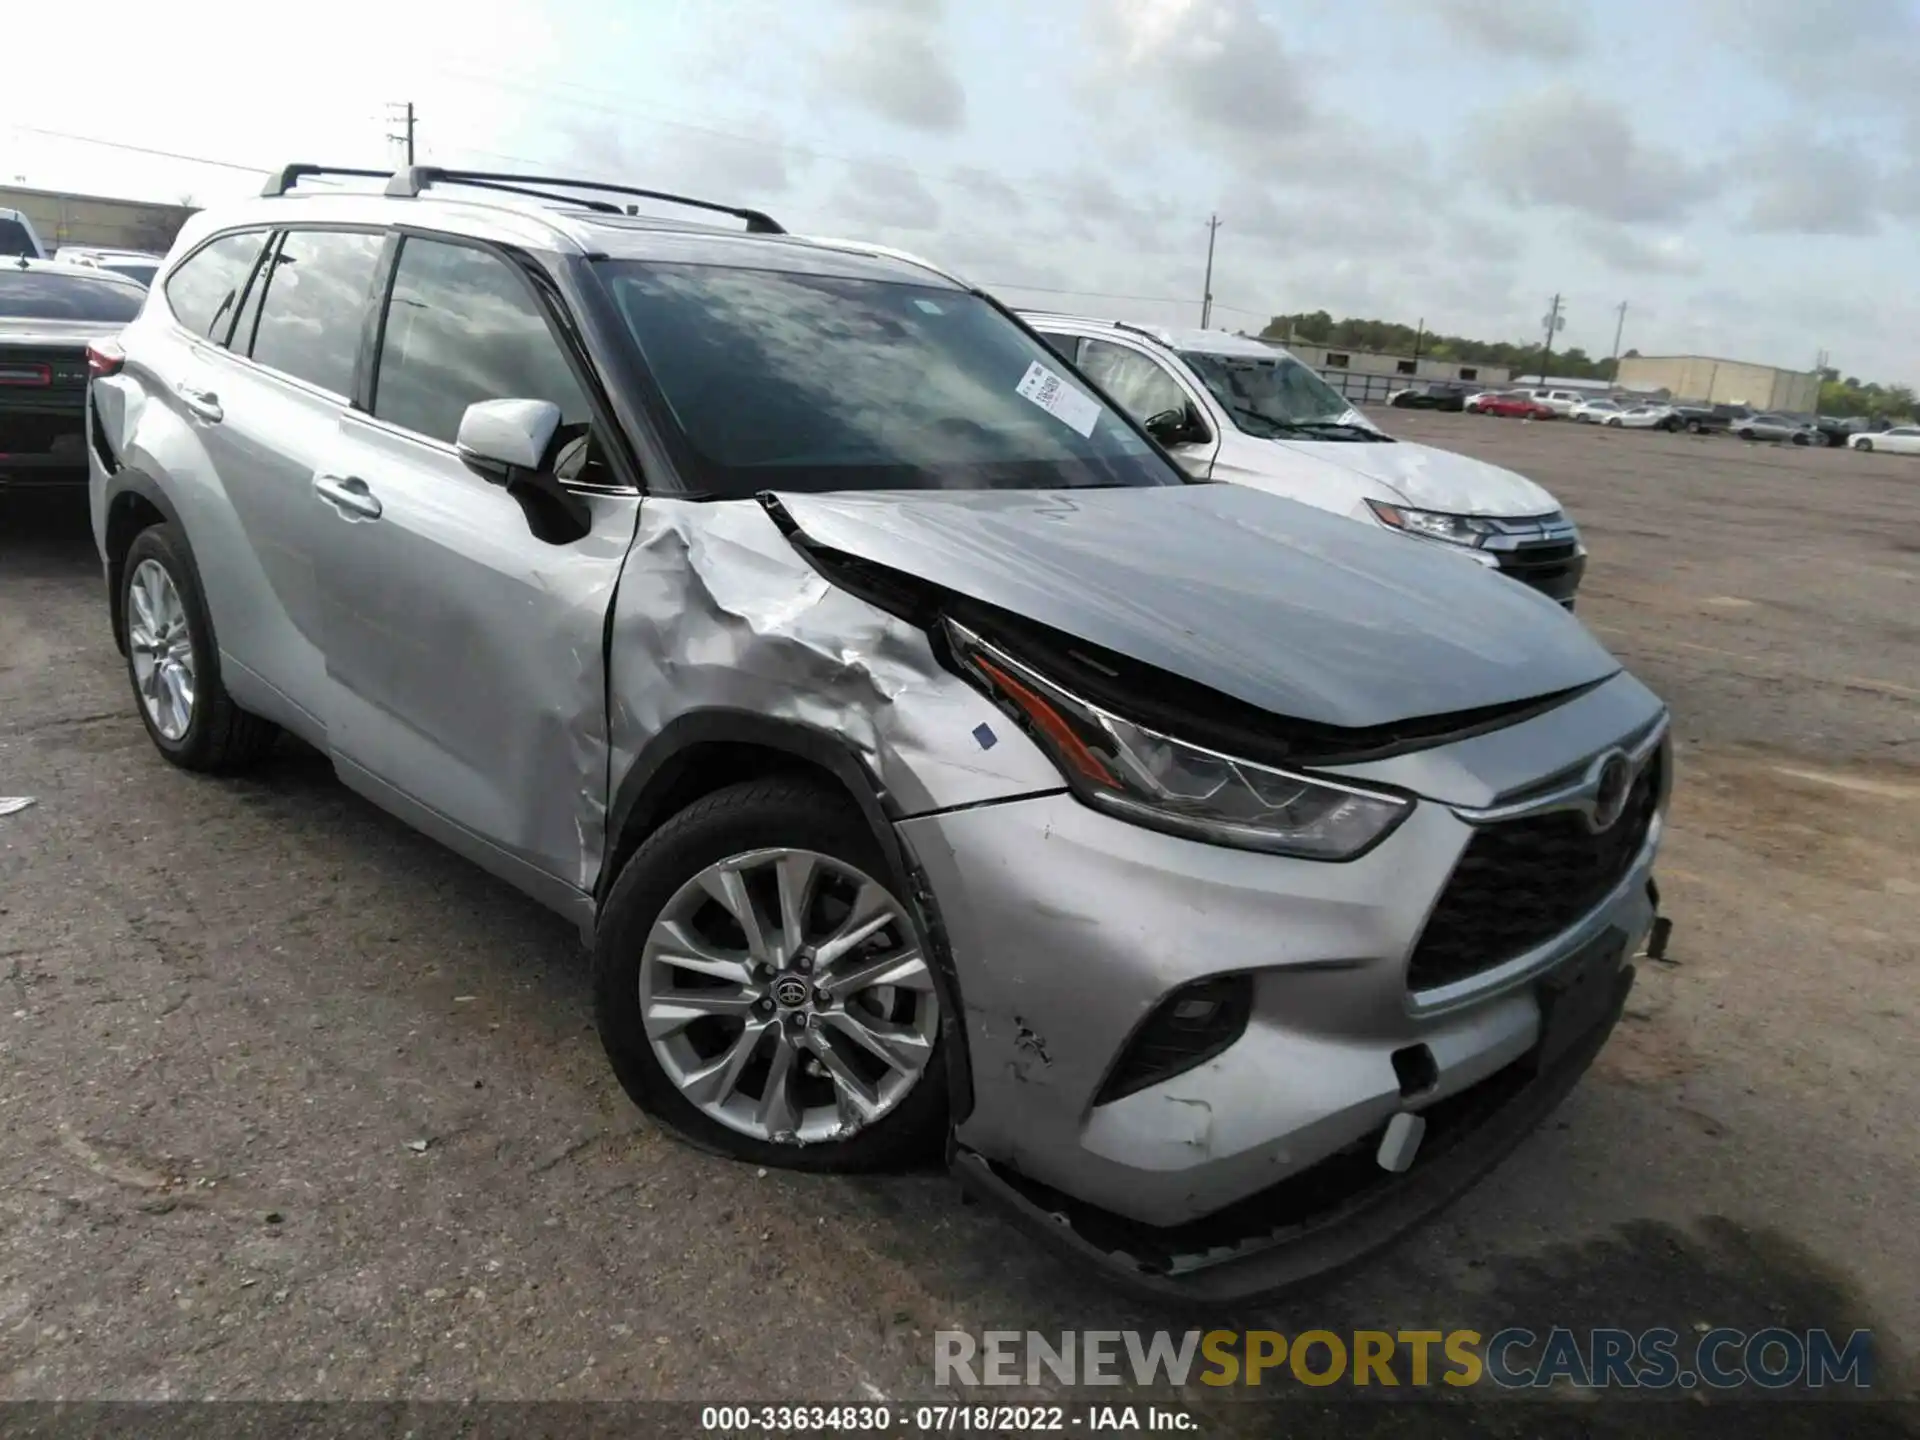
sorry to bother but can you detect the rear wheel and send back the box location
[1664,416,1682,432]
[1792,432,1810,446]
[1686,419,1704,434]
[594,778,948,1172]
[121,524,278,771]
[1738,428,1756,441]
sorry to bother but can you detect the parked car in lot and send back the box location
[1849,425,1920,455]
[1517,387,1587,416]
[88,163,1669,1300]
[0,207,49,259]
[1603,404,1683,432]
[1670,402,1747,435]
[1018,315,1586,605]
[1735,412,1819,445]
[54,247,165,288]
[1569,398,1625,423]
[1,257,146,488]
[1387,381,1470,411]
[1474,392,1558,420]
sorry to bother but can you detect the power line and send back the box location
[12,125,272,174]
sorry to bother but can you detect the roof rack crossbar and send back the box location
[261,164,393,198]
[402,174,623,214]
[384,167,784,234]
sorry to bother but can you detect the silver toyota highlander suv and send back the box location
[87,165,1670,1300]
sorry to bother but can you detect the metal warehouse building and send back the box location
[1272,343,1511,405]
[0,184,195,255]
[1615,354,1820,413]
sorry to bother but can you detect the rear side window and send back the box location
[1036,331,1081,364]
[371,237,591,445]
[164,231,267,340]
[1079,339,1191,423]
[0,270,145,322]
[245,229,384,396]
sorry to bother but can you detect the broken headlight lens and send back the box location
[947,620,1411,860]
[1365,500,1500,549]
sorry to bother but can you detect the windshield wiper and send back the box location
[1224,406,1390,442]
[1283,420,1393,442]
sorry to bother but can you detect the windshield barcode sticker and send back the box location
[1015,361,1101,438]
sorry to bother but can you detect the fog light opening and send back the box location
[1391,1043,1438,1099]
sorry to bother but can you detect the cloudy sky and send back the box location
[7,0,1916,383]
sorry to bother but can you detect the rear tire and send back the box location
[1792,432,1810,446]
[121,523,278,772]
[1738,428,1756,441]
[1686,420,1704,434]
[594,777,949,1173]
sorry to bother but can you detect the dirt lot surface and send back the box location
[1,416,1915,1430]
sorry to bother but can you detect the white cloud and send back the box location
[1429,0,1590,61]
[820,1,967,134]
[827,160,943,232]
[1573,221,1703,276]
[1740,136,1880,236]
[1469,84,1719,224]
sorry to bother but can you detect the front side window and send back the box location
[245,229,384,396]
[373,238,592,447]
[0,269,145,322]
[601,262,1175,497]
[163,231,267,340]
[1179,349,1357,435]
[1079,339,1193,424]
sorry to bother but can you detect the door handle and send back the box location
[177,384,223,424]
[313,473,383,521]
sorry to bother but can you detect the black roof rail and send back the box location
[1114,320,1175,350]
[384,166,785,234]
[261,164,394,197]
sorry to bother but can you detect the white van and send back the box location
[1019,314,1587,606]
[1519,387,1588,416]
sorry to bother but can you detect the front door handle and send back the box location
[313,473,383,521]
[177,384,223,424]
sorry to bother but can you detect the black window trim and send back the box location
[215,222,389,403]
[359,224,644,496]
[158,225,276,346]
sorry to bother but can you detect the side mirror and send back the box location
[455,397,590,543]
[1144,407,1199,446]
[456,397,562,476]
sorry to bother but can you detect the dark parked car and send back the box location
[1387,381,1469,412]
[0,258,145,487]
[1670,402,1751,435]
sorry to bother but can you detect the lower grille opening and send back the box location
[1408,749,1662,992]
[1093,974,1252,1106]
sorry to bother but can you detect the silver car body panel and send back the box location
[771,484,1616,729]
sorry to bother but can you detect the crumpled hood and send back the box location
[770,484,1618,730]
[1271,436,1561,517]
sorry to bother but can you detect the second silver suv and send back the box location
[89,164,1669,1300]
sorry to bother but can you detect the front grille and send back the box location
[1496,542,1581,593]
[1408,749,1661,992]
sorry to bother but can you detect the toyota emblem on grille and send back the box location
[1586,750,1634,833]
[772,975,811,1009]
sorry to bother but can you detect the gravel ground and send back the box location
[0,417,1915,1428]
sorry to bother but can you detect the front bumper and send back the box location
[903,733,1663,1297]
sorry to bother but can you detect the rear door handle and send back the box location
[313,473,383,521]
[176,384,223,424]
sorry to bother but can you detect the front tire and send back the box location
[1686,419,1704,433]
[1856,439,1874,453]
[594,777,949,1172]
[121,524,278,772]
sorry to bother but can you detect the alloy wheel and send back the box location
[127,558,196,741]
[637,848,938,1145]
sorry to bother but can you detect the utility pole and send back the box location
[1412,317,1424,366]
[388,101,417,166]
[1608,301,1628,380]
[1199,214,1221,329]
[1537,293,1564,382]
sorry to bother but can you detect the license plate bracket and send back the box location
[1535,931,1629,1071]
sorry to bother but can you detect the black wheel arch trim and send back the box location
[600,707,976,1121]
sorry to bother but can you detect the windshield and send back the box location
[0,269,145,321]
[1177,350,1364,436]
[600,261,1179,498]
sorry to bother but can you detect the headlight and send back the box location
[1365,500,1500,548]
[946,620,1411,860]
